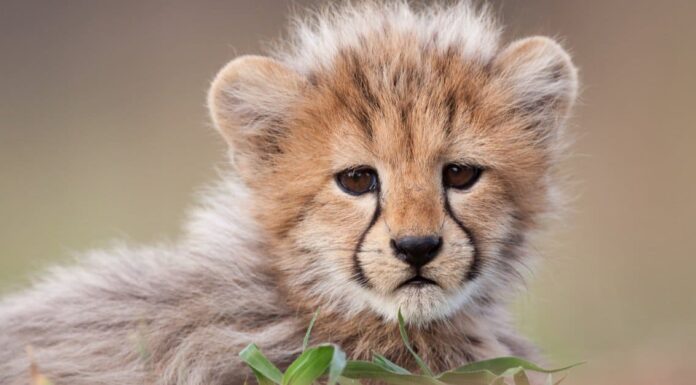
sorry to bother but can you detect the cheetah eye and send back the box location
[336,167,378,196]
[443,164,482,190]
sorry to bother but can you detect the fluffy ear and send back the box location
[492,36,578,140]
[207,55,305,165]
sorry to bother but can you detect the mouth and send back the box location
[397,275,438,289]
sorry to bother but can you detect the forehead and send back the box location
[302,38,492,168]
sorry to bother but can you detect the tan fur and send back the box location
[0,2,577,384]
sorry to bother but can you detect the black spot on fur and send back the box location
[400,99,415,156]
[391,70,401,89]
[332,51,386,141]
[350,57,381,111]
[400,102,410,126]
[331,86,374,140]
[307,71,319,87]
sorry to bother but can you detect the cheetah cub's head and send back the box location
[207,4,577,324]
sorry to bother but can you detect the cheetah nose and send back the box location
[390,236,442,268]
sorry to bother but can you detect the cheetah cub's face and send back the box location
[208,34,576,323]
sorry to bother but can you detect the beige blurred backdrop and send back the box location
[1,1,694,384]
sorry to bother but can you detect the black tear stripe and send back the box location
[442,193,481,281]
[352,201,381,288]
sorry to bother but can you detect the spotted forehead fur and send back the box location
[310,44,491,165]
[248,0,575,167]
[277,0,504,165]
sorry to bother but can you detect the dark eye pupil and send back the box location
[443,164,480,190]
[337,168,377,195]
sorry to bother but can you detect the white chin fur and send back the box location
[357,282,478,325]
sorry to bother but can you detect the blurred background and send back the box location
[1,1,694,384]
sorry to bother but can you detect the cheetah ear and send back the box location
[492,37,578,139]
[207,55,305,156]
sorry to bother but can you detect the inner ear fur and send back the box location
[492,36,578,139]
[207,55,306,160]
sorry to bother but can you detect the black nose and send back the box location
[391,236,442,268]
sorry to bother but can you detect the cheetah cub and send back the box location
[0,2,578,384]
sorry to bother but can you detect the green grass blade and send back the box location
[397,310,433,376]
[282,345,334,385]
[372,353,411,374]
[239,344,283,384]
[302,310,320,351]
[337,377,364,385]
[449,357,582,375]
[436,370,498,385]
[343,361,442,385]
[251,369,279,385]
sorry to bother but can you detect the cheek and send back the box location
[275,190,382,315]
[446,176,517,262]
[289,189,379,276]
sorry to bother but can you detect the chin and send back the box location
[363,283,468,325]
